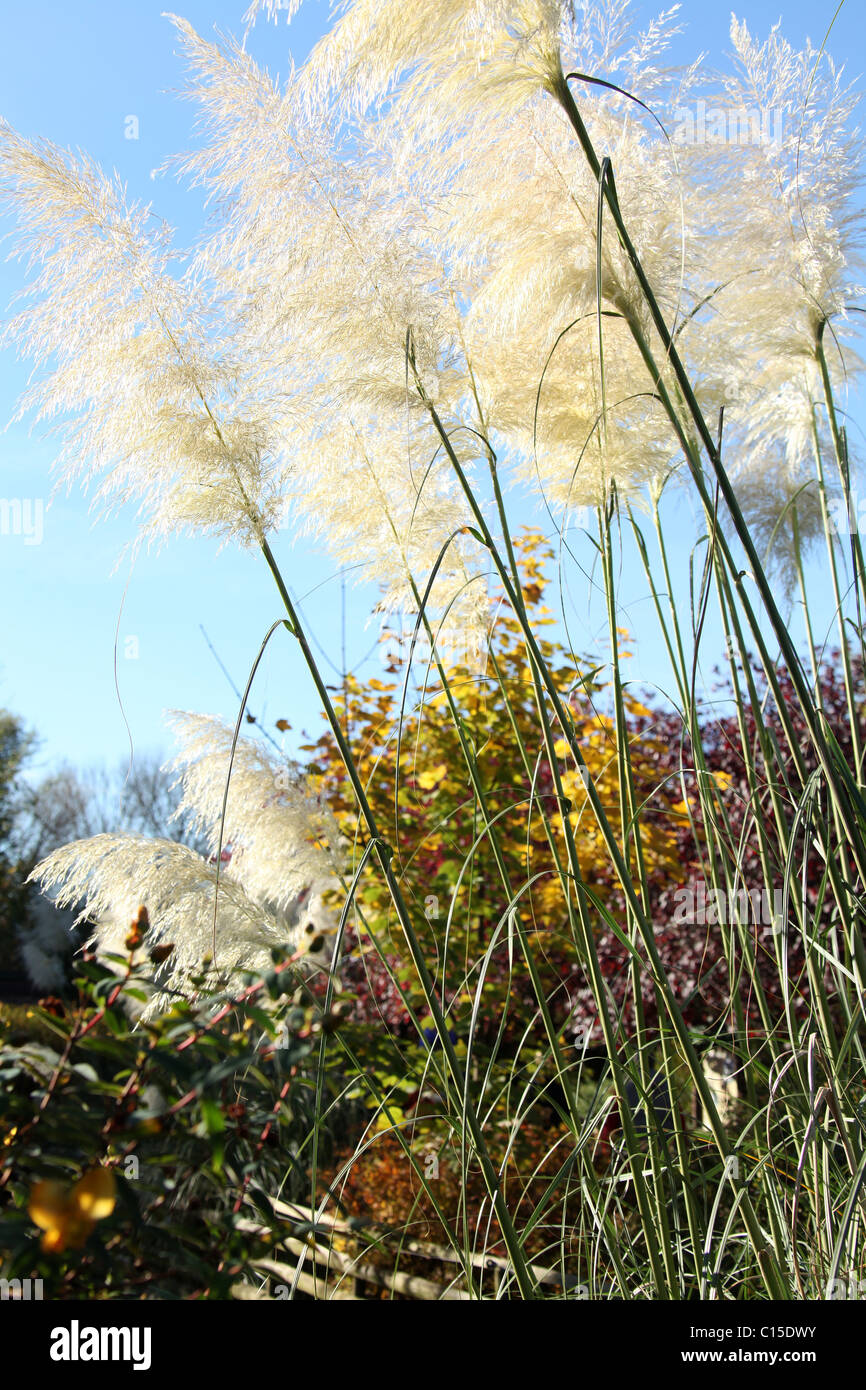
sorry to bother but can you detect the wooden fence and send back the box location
[233,1199,582,1301]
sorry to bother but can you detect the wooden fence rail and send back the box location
[233,1199,582,1301]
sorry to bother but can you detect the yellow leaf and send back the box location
[416,763,448,790]
[73,1167,116,1220]
[28,1168,116,1254]
[627,700,656,719]
[28,1180,69,1232]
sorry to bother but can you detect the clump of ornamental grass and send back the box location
[2,0,865,1298]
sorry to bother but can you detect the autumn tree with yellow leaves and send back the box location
[302,532,684,1046]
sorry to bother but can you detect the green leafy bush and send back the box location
[0,944,351,1299]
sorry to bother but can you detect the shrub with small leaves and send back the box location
[0,939,352,1298]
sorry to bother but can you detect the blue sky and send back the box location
[0,0,864,784]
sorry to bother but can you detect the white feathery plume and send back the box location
[165,710,343,913]
[168,18,466,414]
[379,5,702,516]
[244,0,305,24]
[290,0,567,119]
[0,121,291,549]
[429,96,694,512]
[673,17,865,568]
[29,834,296,1016]
[17,937,67,994]
[710,18,864,357]
[168,16,492,644]
[16,895,76,993]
